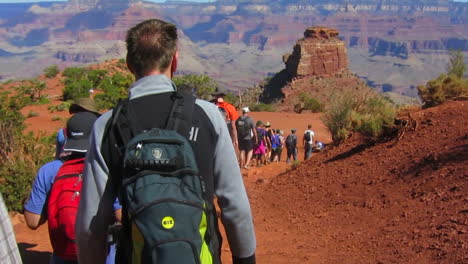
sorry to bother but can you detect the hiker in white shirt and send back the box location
[303,124,315,160]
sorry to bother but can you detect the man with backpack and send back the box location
[236,107,256,169]
[285,128,298,163]
[76,19,256,264]
[303,124,315,160]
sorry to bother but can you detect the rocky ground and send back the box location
[9,96,468,263]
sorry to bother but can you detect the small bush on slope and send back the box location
[322,86,396,144]
[0,93,54,211]
[417,74,468,108]
[418,50,468,108]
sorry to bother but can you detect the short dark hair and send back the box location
[308,124,312,129]
[126,19,178,78]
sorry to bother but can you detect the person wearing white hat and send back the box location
[236,107,257,169]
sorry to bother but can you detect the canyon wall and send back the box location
[0,0,467,94]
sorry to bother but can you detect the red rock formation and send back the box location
[284,26,348,78]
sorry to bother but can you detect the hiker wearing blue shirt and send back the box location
[270,129,281,162]
[24,112,120,264]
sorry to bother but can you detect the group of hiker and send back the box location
[213,92,323,169]
[3,18,326,264]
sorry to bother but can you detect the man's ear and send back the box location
[170,51,178,77]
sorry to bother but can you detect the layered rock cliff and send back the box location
[284,27,348,78]
[261,27,362,111]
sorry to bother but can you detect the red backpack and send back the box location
[47,158,85,261]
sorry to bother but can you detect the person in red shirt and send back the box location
[213,91,239,148]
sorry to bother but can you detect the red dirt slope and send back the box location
[249,100,467,264]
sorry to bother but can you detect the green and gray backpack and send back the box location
[104,93,218,264]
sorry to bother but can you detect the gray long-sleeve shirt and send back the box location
[75,74,256,263]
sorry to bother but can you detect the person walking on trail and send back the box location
[0,192,22,264]
[264,121,273,163]
[25,97,101,231]
[285,128,298,163]
[24,112,120,264]
[76,19,256,264]
[236,107,257,169]
[277,130,285,162]
[55,97,100,159]
[253,120,267,167]
[303,124,315,160]
[270,129,281,162]
[213,91,239,149]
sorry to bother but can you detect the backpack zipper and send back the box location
[130,198,204,220]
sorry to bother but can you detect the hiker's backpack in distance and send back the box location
[47,158,85,261]
[236,116,250,139]
[286,134,296,148]
[256,128,264,145]
[271,134,280,149]
[304,131,311,142]
[107,94,219,264]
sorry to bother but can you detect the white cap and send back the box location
[242,107,250,113]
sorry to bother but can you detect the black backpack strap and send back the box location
[166,93,195,136]
[102,98,130,188]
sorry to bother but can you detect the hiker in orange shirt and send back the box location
[213,91,239,148]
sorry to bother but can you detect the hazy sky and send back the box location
[0,0,466,2]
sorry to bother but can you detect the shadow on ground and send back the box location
[18,243,51,264]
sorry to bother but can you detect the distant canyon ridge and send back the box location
[0,0,467,97]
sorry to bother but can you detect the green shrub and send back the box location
[0,133,54,211]
[44,65,60,78]
[63,78,93,101]
[322,93,355,143]
[26,111,39,118]
[51,116,62,121]
[322,88,396,144]
[447,50,466,79]
[299,93,323,113]
[249,103,275,112]
[173,74,218,100]
[418,50,468,107]
[62,67,110,101]
[94,73,132,110]
[38,97,50,104]
[0,160,35,212]
[48,102,71,112]
[291,160,301,169]
[0,94,55,211]
[13,79,48,103]
[418,74,468,107]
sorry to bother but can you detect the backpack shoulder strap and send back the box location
[101,99,130,195]
[54,158,85,180]
[166,93,195,136]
